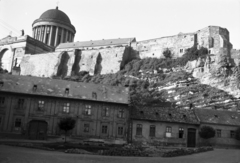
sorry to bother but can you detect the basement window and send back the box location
[168,113,172,117]
[152,53,154,56]
[183,114,187,118]
[155,112,159,116]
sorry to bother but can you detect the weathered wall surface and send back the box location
[21,52,64,77]
[78,46,131,75]
[133,33,195,59]
[197,26,232,56]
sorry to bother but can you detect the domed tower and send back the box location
[32,7,76,47]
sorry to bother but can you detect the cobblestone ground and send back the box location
[0,145,240,163]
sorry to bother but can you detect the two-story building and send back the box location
[0,74,130,144]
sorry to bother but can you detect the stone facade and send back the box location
[0,35,54,72]
[132,26,232,59]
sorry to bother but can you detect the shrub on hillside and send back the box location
[163,48,172,58]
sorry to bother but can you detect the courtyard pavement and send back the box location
[0,145,240,163]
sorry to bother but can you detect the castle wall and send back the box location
[133,33,195,59]
[78,46,131,75]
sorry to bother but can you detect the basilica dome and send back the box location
[32,7,76,47]
[39,7,71,25]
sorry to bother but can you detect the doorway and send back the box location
[28,120,47,140]
[187,128,196,147]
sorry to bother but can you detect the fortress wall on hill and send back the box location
[78,46,131,75]
[133,33,195,59]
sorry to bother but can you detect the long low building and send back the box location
[0,74,130,143]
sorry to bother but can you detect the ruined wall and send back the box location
[133,33,195,59]
[197,26,232,56]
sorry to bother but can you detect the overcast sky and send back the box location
[0,0,240,49]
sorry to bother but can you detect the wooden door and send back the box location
[28,120,47,140]
[187,128,196,147]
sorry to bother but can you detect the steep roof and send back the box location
[0,74,129,104]
[194,109,240,126]
[131,105,199,124]
[56,38,136,49]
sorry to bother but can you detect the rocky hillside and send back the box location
[58,46,240,111]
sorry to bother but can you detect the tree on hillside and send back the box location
[163,48,172,59]
[58,117,76,143]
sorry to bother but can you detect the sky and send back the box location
[0,0,240,49]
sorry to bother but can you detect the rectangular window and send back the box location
[84,105,91,115]
[0,116,2,126]
[150,125,156,137]
[84,124,89,133]
[118,109,124,118]
[179,127,184,138]
[166,126,172,133]
[102,107,109,117]
[118,126,124,135]
[136,124,142,136]
[63,103,70,113]
[216,129,221,137]
[18,99,24,109]
[230,130,235,138]
[166,126,172,138]
[0,97,5,106]
[102,125,108,134]
[15,118,21,128]
[180,49,183,53]
[38,100,45,111]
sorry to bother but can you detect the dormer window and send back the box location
[65,88,69,95]
[33,85,37,92]
[0,81,3,87]
[92,92,97,99]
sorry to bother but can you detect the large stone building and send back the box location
[0,74,130,143]
[0,7,234,78]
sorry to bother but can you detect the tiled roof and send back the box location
[131,105,199,124]
[194,109,240,126]
[0,74,129,104]
[56,38,136,49]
